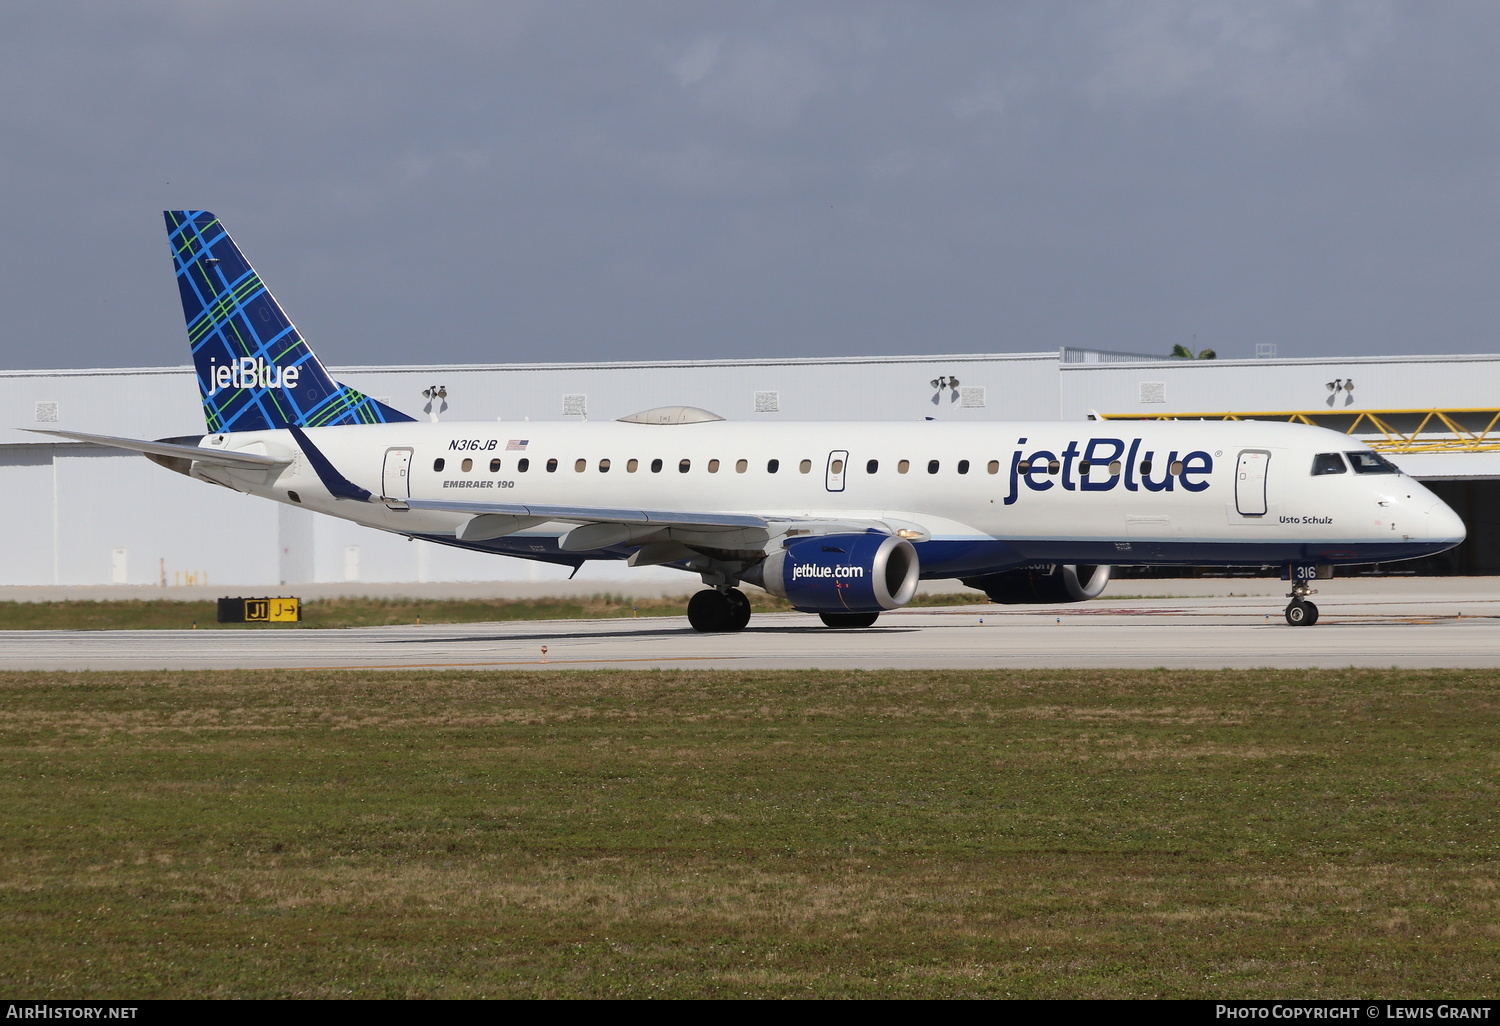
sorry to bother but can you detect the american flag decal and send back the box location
[505,439,529,451]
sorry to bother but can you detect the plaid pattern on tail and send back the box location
[165,210,414,432]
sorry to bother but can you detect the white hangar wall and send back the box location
[331,351,1061,425]
[0,443,274,587]
[1060,352,1500,422]
[4,348,1500,586]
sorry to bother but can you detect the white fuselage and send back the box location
[186,417,1464,579]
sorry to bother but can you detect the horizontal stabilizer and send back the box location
[24,429,289,469]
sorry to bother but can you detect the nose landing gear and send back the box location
[1284,569,1320,626]
[1284,596,1319,626]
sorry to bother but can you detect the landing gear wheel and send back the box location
[687,590,733,633]
[725,589,752,631]
[818,611,880,628]
[1284,599,1319,626]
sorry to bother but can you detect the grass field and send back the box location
[0,592,990,631]
[0,667,1495,998]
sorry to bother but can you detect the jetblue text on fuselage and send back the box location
[791,564,866,580]
[1002,437,1213,505]
[205,357,300,396]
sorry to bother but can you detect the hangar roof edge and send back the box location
[7,349,1500,378]
[1060,352,1500,370]
[0,351,1059,378]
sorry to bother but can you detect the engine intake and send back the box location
[962,564,1112,604]
[748,533,920,613]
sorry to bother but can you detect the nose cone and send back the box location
[1425,499,1467,547]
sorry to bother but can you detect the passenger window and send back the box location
[433,458,446,472]
[1347,451,1399,474]
[599,458,611,473]
[897,460,910,474]
[574,458,586,472]
[489,458,501,472]
[1140,459,1153,475]
[927,460,940,474]
[987,460,999,475]
[1109,460,1122,476]
[461,458,473,472]
[708,459,720,473]
[1169,460,1183,475]
[546,458,558,473]
[679,459,691,473]
[517,458,529,472]
[736,459,747,473]
[1311,453,1347,475]
[1078,460,1091,476]
[768,459,780,473]
[799,459,812,474]
[1018,460,1031,473]
[957,459,970,475]
[831,459,844,475]
[651,458,663,473]
[867,459,879,474]
[1047,460,1060,475]
[627,458,639,473]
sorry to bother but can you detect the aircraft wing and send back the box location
[23,429,290,469]
[401,496,912,553]
[402,496,768,531]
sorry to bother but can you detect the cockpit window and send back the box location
[1345,451,1400,475]
[1311,452,1347,476]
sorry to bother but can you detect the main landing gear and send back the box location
[687,588,752,633]
[684,590,883,632]
[1284,578,1320,627]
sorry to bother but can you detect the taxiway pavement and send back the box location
[6,583,1500,671]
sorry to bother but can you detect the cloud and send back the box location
[1087,0,1398,123]
[673,34,723,87]
[2,1,1500,371]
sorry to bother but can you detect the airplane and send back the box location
[32,210,1466,630]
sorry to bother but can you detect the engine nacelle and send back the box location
[962,564,1112,604]
[747,533,920,613]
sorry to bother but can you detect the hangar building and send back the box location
[2,347,1497,587]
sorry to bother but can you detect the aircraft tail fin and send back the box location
[164,210,415,432]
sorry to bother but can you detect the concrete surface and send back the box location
[4,578,1499,671]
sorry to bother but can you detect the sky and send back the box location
[3,0,1500,371]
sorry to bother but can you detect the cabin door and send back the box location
[1235,450,1270,516]
[825,450,848,492]
[382,447,413,510]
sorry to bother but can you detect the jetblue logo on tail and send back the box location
[165,210,414,432]
[207,357,301,396]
